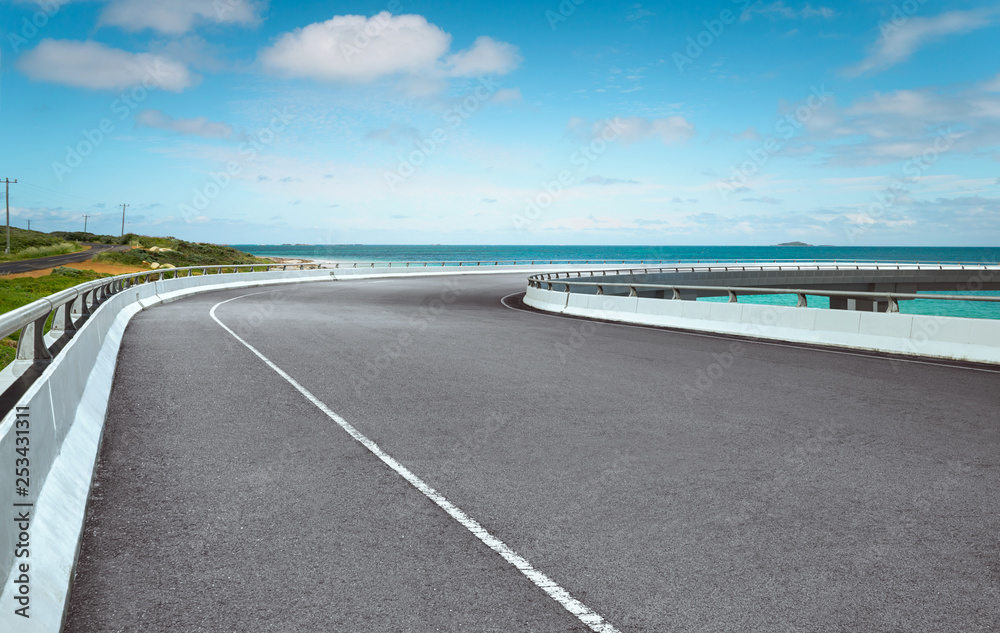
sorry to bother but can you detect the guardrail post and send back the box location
[886,297,900,313]
[15,309,54,363]
[49,298,77,336]
[796,293,808,308]
[72,291,91,319]
[596,285,604,295]
[672,288,681,300]
[629,286,637,297]
[728,290,738,303]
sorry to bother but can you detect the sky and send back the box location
[0,0,999,246]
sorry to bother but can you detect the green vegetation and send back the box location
[0,227,84,261]
[0,266,107,315]
[52,231,163,247]
[93,236,271,268]
[0,268,112,369]
[0,242,80,262]
[0,233,270,371]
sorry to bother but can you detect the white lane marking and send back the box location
[209,294,622,633]
[500,291,1000,375]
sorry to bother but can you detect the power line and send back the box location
[17,181,106,207]
[3,178,16,255]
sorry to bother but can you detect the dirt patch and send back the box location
[2,260,148,279]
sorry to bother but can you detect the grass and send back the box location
[94,237,271,268]
[0,267,108,315]
[52,231,173,247]
[0,232,273,371]
[0,227,85,261]
[0,242,81,262]
[0,267,112,370]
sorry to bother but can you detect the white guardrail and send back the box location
[524,263,1000,366]
[0,260,591,632]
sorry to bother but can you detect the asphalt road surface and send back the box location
[0,243,128,275]
[65,273,1000,632]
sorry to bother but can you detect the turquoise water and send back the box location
[698,292,1000,320]
[233,244,1000,320]
[234,244,1000,265]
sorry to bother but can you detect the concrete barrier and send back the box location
[0,263,600,632]
[524,285,1000,365]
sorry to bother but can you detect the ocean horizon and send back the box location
[234,244,1000,320]
[234,244,1000,265]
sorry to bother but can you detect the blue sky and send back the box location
[1,0,998,245]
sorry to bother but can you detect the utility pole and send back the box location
[120,203,129,238]
[83,214,91,233]
[3,178,16,255]
[26,220,30,231]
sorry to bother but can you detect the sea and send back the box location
[233,244,1000,320]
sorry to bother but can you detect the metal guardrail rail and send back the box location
[527,261,1000,280]
[329,258,999,269]
[527,262,1000,313]
[0,264,317,387]
[529,280,1000,312]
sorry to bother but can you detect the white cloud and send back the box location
[259,13,519,84]
[566,116,588,134]
[100,0,264,35]
[146,36,232,73]
[364,123,420,144]
[136,109,234,138]
[260,13,449,82]
[584,175,640,185]
[845,9,995,77]
[568,115,695,145]
[742,195,783,204]
[846,89,948,119]
[741,2,835,21]
[492,87,522,103]
[807,84,1000,166]
[982,73,1000,93]
[612,116,696,144]
[394,75,449,98]
[445,36,521,77]
[17,39,196,92]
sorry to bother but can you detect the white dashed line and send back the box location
[210,293,622,633]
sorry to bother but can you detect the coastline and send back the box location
[266,256,337,266]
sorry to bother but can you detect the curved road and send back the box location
[0,243,128,275]
[65,273,1000,632]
